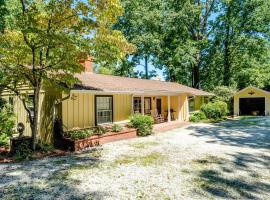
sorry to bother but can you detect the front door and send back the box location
[156,98,162,114]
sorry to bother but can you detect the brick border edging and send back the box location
[55,128,137,152]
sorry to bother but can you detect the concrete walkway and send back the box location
[153,120,190,133]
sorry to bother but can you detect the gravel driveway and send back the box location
[1,117,270,200]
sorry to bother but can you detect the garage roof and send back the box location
[234,86,270,96]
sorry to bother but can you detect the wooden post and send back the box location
[131,95,134,115]
[186,96,189,121]
[168,95,171,122]
[141,96,144,115]
[178,95,181,121]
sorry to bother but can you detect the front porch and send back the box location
[132,94,189,123]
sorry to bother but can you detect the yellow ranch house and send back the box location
[0,58,213,143]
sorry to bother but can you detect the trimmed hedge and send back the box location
[129,114,154,136]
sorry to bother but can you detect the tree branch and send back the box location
[55,93,71,105]
[1,84,33,125]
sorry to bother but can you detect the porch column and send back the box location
[178,95,181,121]
[131,95,134,114]
[186,96,190,121]
[167,95,171,122]
[141,96,144,115]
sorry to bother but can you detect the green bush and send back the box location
[93,126,108,135]
[13,140,33,161]
[112,124,123,132]
[129,114,154,136]
[189,111,207,122]
[0,103,15,147]
[65,126,108,140]
[65,128,94,140]
[37,141,54,152]
[212,86,236,113]
[201,100,228,119]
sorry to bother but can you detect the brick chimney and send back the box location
[80,56,94,73]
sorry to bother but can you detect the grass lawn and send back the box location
[0,117,269,199]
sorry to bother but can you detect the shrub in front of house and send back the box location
[65,128,95,140]
[64,126,109,140]
[0,102,15,147]
[13,139,33,161]
[129,114,154,136]
[201,100,228,119]
[112,124,123,132]
[189,111,207,122]
[92,126,108,135]
[212,86,236,113]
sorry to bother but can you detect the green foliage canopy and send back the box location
[0,0,135,150]
[0,99,15,147]
[116,0,270,90]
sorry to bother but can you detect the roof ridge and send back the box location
[88,73,171,83]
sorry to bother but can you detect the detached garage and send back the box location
[234,86,270,116]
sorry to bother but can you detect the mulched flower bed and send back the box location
[55,127,137,152]
[0,146,66,163]
[1,125,137,162]
[0,147,11,163]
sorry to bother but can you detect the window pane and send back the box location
[96,96,113,125]
[133,97,141,113]
[189,97,195,112]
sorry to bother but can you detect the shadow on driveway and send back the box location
[187,117,270,199]
[0,148,109,200]
[187,117,270,149]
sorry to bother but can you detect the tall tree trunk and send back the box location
[144,55,149,79]
[168,67,176,82]
[31,81,41,151]
[192,53,200,89]
[223,4,231,86]
[193,65,200,89]
[0,0,7,33]
[223,38,230,86]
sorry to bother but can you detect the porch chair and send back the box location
[150,109,165,124]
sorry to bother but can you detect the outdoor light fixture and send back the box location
[248,91,255,95]
[17,122,25,137]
